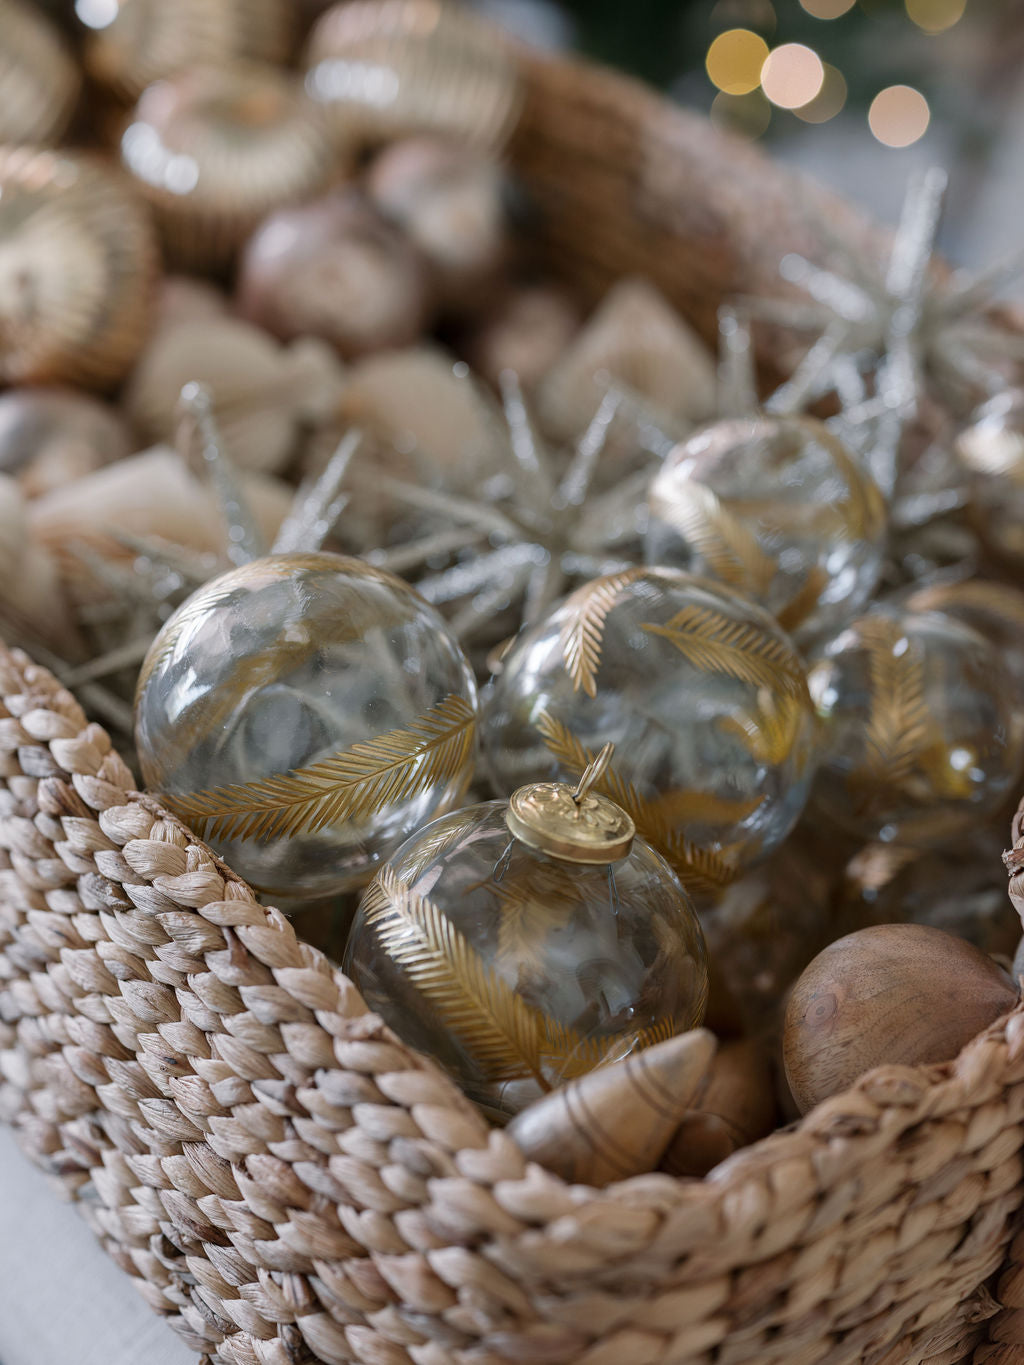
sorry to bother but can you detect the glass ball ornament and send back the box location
[807,607,1024,848]
[480,567,820,900]
[957,390,1024,568]
[134,552,478,900]
[646,416,887,641]
[344,748,709,1117]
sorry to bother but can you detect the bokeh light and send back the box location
[799,0,856,17]
[794,63,847,123]
[905,0,967,32]
[711,89,772,139]
[868,85,931,146]
[761,43,825,109]
[706,29,771,95]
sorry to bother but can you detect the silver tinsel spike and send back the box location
[272,429,360,555]
[556,387,622,508]
[884,166,946,302]
[374,473,524,541]
[717,305,758,418]
[602,382,684,460]
[365,526,486,576]
[178,382,266,566]
[62,635,154,686]
[942,246,1024,320]
[499,370,556,511]
[415,542,545,607]
[765,319,849,416]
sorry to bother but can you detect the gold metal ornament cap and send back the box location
[505,743,636,865]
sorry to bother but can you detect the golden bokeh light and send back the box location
[706,28,771,96]
[710,89,772,139]
[906,0,966,32]
[799,0,856,16]
[794,63,848,123]
[761,43,825,109]
[868,85,931,146]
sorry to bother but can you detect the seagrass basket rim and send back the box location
[3,633,1022,1215]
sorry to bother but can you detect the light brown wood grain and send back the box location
[783,923,1019,1114]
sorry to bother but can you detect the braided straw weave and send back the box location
[4,34,1024,1365]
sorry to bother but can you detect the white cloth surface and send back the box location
[0,1124,195,1365]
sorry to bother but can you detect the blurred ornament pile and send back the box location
[3,0,1024,1181]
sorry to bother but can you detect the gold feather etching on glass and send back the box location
[808,608,1024,848]
[641,605,810,700]
[481,569,818,894]
[558,566,648,698]
[363,864,679,1090]
[166,693,476,841]
[135,552,479,898]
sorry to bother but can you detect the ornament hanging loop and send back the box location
[573,742,615,806]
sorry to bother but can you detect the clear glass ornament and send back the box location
[645,415,886,642]
[344,757,708,1117]
[957,389,1024,568]
[480,567,819,900]
[836,831,1020,964]
[807,607,1024,848]
[904,579,1024,694]
[135,551,478,900]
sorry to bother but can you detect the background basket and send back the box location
[2,37,1024,1365]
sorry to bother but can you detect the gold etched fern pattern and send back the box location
[642,605,810,700]
[166,693,475,842]
[716,693,806,767]
[856,616,930,789]
[775,565,827,635]
[658,482,776,596]
[364,865,675,1085]
[559,567,648,697]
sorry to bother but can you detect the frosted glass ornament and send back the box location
[646,416,886,641]
[344,761,708,1117]
[135,552,478,899]
[807,607,1024,848]
[481,567,819,900]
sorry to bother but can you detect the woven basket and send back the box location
[3,39,1024,1365]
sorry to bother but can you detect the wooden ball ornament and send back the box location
[783,923,1018,1114]
[660,1038,777,1178]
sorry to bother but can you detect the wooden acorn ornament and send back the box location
[121,62,335,271]
[304,0,522,153]
[0,147,158,389]
[660,1038,777,1178]
[0,0,81,146]
[783,922,1019,1114]
[506,1028,717,1187]
[81,0,291,102]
